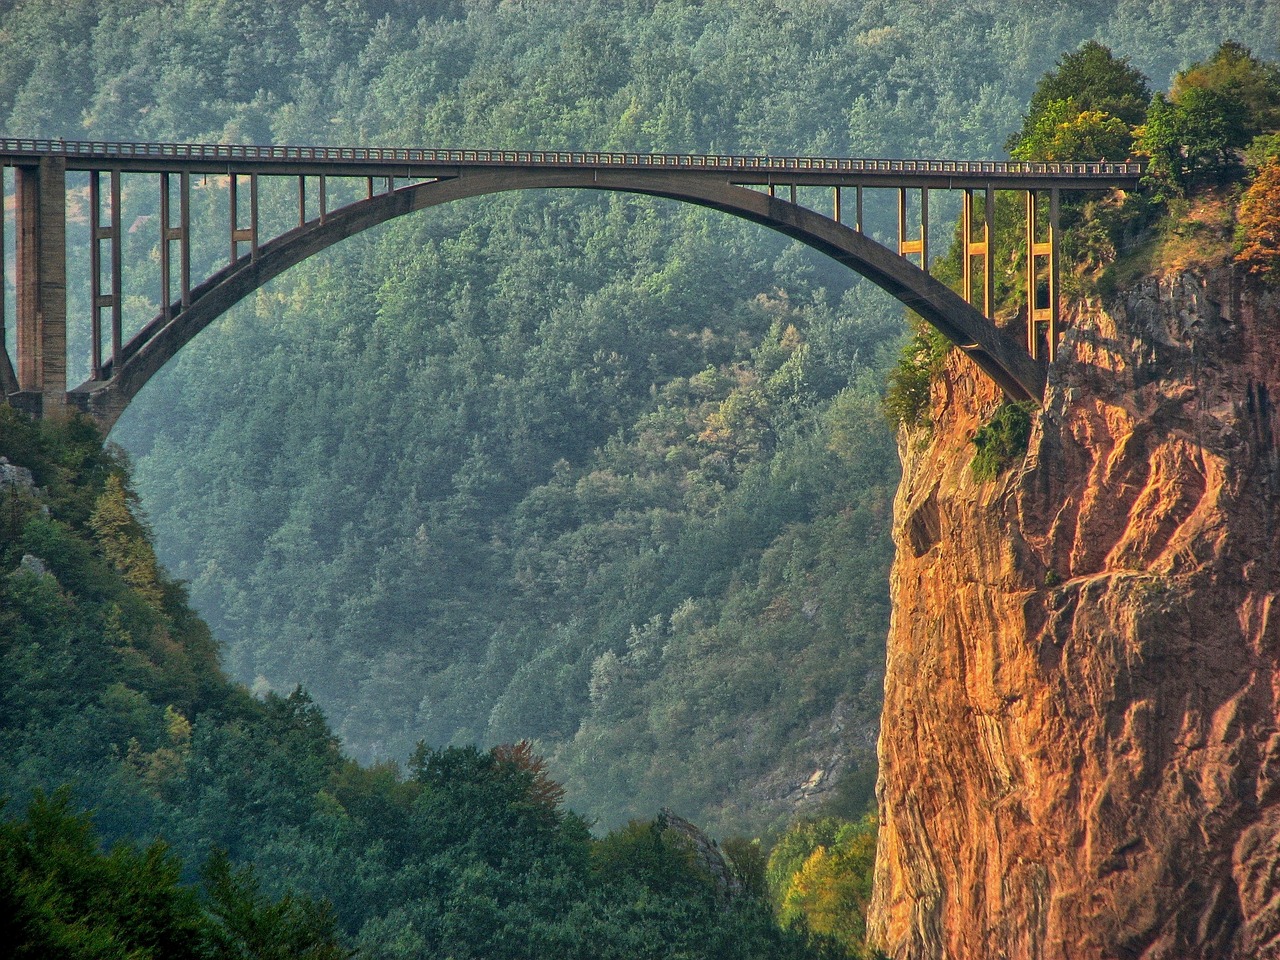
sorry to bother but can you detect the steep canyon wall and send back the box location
[868,264,1280,958]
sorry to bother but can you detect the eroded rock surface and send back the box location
[868,266,1280,959]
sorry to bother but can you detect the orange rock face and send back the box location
[868,266,1280,959]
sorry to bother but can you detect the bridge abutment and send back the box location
[13,156,67,417]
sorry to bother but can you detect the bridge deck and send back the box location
[0,138,1144,190]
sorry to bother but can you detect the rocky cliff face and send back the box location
[868,264,1280,959]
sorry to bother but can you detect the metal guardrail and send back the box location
[0,138,1144,178]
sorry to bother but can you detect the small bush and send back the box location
[884,321,951,428]
[971,403,1034,481]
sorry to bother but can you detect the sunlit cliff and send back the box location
[870,261,1280,958]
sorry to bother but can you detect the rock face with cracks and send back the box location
[868,264,1280,959]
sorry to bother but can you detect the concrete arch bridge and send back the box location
[0,139,1142,430]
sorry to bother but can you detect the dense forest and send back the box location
[1,409,879,956]
[2,0,1279,956]
[2,0,1262,837]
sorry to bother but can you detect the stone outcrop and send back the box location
[868,264,1280,958]
[0,456,35,491]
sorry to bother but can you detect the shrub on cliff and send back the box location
[971,403,1034,481]
[884,321,951,428]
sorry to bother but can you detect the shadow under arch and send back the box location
[72,168,1046,430]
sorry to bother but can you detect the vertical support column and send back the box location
[230,173,257,264]
[921,188,929,272]
[160,172,192,321]
[855,186,863,233]
[1048,187,1060,362]
[160,174,170,323]
[962,190,973,305]
[983,185,995,320]
[249,173,259,261]
[833,186,841,224]
[962,187,995,317]
[109,171,122,367]
[14,156,67,414]
[0,163,13,397]
[229,173,239,265]
[319,175,327,224]
[897,187,906,254]
[298,175,307,227]
[789,183,797,205]
[90,170,122,375]
[89,173,103,378]
[1025,191,1037,358]
[1025,189,1060,361]
[898,187,928,273]
[179,173,191,310]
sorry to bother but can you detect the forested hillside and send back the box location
[0,411,866,957]
[2,0,1275,838]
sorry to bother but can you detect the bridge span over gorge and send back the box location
[0,139,1142,429]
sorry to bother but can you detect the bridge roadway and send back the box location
[0,139,1144,429]
[0,137,1142,189]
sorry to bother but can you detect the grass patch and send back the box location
[1096,189,1237,296]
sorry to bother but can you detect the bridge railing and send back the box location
[0,138,1144,178]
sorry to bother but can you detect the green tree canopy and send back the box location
[1173,40,1280,137]
[1007,40,1151,157]
[1139,42,1280,193]
[1009,99,1135,161]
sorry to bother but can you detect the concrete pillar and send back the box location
[14,156,67,416]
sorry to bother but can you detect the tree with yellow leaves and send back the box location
[1237,159,1280,282]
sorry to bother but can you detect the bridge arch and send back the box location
[70,167,1046,429]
